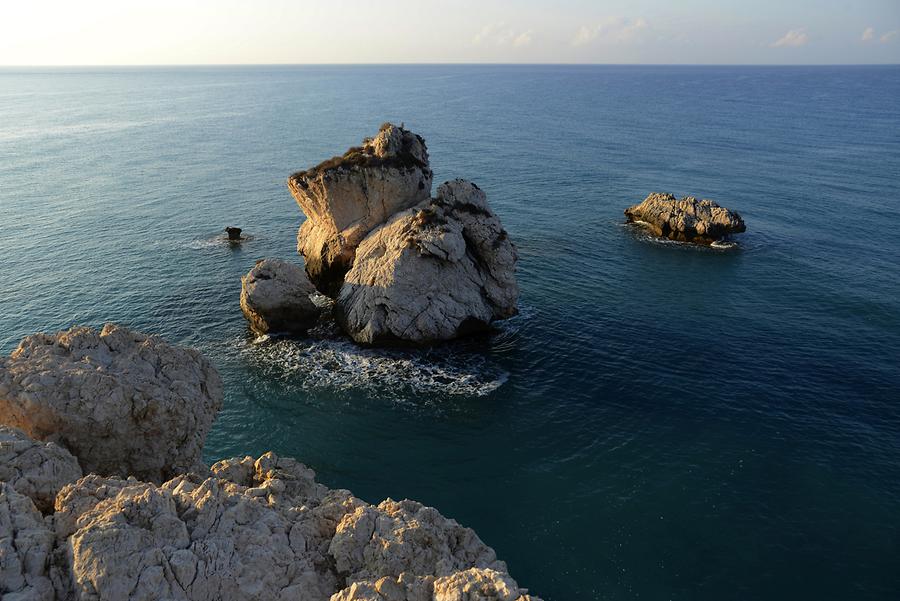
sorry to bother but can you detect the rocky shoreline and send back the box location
[0,324,540,601]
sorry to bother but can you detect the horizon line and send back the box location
[1,62,899,68]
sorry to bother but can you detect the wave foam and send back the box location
[237,336,510,400]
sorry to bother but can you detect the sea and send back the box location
[1,65,899,600]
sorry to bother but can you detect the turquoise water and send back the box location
[1,65,899,600]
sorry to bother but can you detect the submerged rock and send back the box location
[625,193,746,244]
[288,123,433,296]
[0,425,82,513]
[0,324,223,483]
[336,179,518,345]
[240,258,319,335]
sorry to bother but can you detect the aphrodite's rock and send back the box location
[0,483,55,601]
[289,123,433,295]
[331,568,540,601]
[0,324,223,483]
[51,453,359,601]
[624,193,746,244]
[240,258,320,335]
[336,179,518,345]
[0,425,82,513]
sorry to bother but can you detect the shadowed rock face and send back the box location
[240,258,319,335]
[336,179,519,346]
[0,483,55,601]
[289,123,433,296]
[0,425,81,513]
[625,193,746,244]
[0,324,223,483]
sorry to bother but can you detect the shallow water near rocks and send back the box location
[2,65,900,600]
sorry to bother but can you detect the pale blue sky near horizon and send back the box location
[1,0,899,65]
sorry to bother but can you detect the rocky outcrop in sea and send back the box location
[240,258,321,335]
[275,123,518,345]
[625,193,746,244]
[288,124,433,297]
[337,180,519,345]
[0,325,540,601]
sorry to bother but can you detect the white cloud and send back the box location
[572,17,649,46]
[862,27,875,42]
[512,30,533,48]
[880,30,898,43]
[770,29,809,48]
[472,23,533,48]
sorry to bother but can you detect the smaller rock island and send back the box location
[225,226,243,241]
[240,258,320,335]
[625,193,746,244]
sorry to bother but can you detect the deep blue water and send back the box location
[1,65,899,600]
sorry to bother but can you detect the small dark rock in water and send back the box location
[226,227,243,241]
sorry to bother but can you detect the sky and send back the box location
[1,0,899,65]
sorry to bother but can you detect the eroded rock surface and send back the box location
[48,452,540,601]
[336,180,518,345]
[240,258,320,335]
[51,453,358,601]
[288,123,433,295]
[0,483,55,601]
[624,193,746,244]
[0,324,223,483]
[0,425,82,513]
[331,568,538,601]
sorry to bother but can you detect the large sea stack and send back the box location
[625,193,746,244]
[337,180,519,345]
[286,123,519,346]
[288,123,433,297]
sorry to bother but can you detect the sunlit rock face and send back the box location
[0,425,82,513]
[240,258,320,335]
[0,324,223,483]
[624,192,746,244]
[331,568,541,601]
[288,123,433,296]
[50,453,355,601]
[50,453,540,601]
[335,179,519,346]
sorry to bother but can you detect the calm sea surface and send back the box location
[1,65,899,600]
